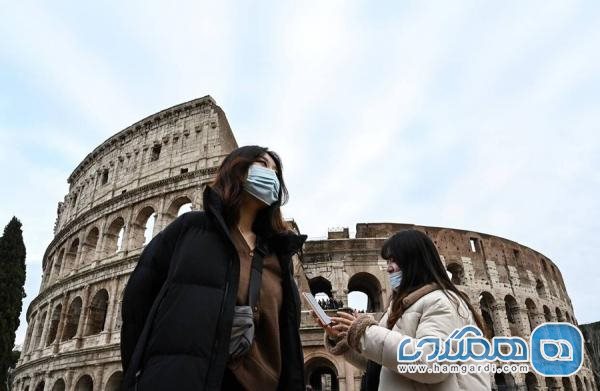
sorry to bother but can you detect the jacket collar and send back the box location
[202,185,307,257]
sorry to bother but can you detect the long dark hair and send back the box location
[210,145,290,236]
[380,229,487,335]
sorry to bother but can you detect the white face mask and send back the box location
[389,270,402,290]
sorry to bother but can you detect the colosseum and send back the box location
[11,96,596,391]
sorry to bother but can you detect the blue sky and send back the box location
[1,1,599,347]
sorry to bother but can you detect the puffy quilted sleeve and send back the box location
[120,214,187,372]
[356,295,464,384]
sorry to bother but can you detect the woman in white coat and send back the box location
[312,229,491,390]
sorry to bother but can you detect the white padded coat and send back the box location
[325,289,491,391]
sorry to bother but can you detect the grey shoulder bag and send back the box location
[228,243,266,360]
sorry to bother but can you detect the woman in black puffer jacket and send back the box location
[120,145,307,391]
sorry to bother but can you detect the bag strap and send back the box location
[248,239,267,308]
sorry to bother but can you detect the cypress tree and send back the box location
[0,217,26,391]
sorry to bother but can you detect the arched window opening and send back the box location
[535,279,547,299]
[562,377,574,391]
[46,304,62,346]
[80,227,99,266]
[33,311,47,349]
[347,291,368,312]
[103,217,125,255]
[525,299,538,332]
[525,372,538,391]
[543,305,552,322]
[85,289,109,335]
[74,375,93,391]
[479,292,497,338]
[61,297,82,341]
[504,295,520,336]
[53,248,65,280]
[130,206,156,248]
[575,376,583,391]
[309,276,340,310]
[64,239,80,275]
[51,379,66,391]
[177,202,193,216]
[555,307,565,322]
[304,356,339,391]
[446,262,465,285]
[105,371,123,391]
[348,272,383,313]
[166,196,194,222]
[494,373,516,391]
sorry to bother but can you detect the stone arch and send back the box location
[479,291,497,337]
[23,312,37,353]
[545,377,559,390]
[304,355,339,391]
[555,307,565,322]
[166,195,194,219]
[62,296,82,340]
[525,298,539,332]
[64,238,80,275]
[543,305,552,322]
[446,262,465,285]
[504,294,520,336]
[33,310,47,350]
[575,375,583,391]
[46,303,62,346]
[535,278,547,299]
[53,248,65,280]
[105,371,123,391]
[103,217,125,255]
[114,288,124,331]
[85,289,109,335]
[33,381,44,391]
[80,226,100,266]
[51,378,66,391]
[562,377,574,391]
[494,373,516,391]
[309,276,333,298]
[347,272,383,312]
[130,205,157,248]
[74,374,93,391]
[525,372,538,391]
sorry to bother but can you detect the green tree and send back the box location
[0,217,26,391]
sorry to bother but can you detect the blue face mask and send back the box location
[244,165,280,206]
[389,270,402,290]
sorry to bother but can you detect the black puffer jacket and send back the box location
[120,186,307,390]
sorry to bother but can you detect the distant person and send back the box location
[311,229,490,390]
[121,146,307,390]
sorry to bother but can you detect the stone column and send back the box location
[515,308,531,338]
[53,293,70,353]
[38,305,53,351]
[154,196,168,234]
[75,285,91,349]
[104,278,119,344]
[122,206,135,254]
[26,315,38,355]
[491,303,511,337]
